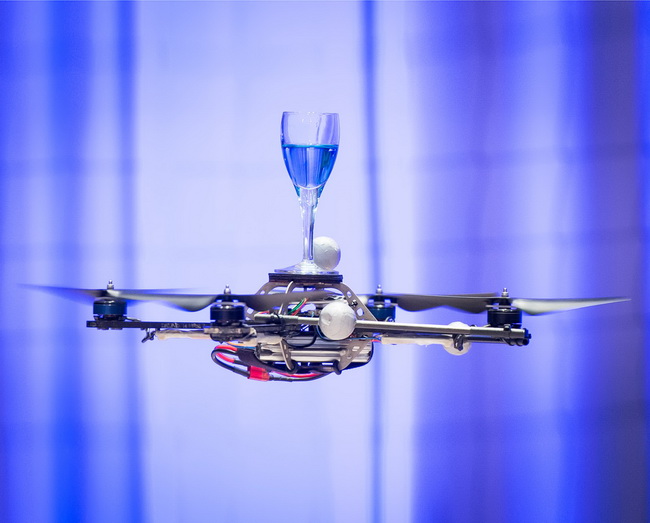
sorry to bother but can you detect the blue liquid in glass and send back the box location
[282,144,339,195]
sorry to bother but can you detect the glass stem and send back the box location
[299,188,319,263]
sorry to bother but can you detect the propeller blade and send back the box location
[109,290,335,312]
[110,291,216,311]
[511,297,629,315]
[367,291,628,316]
[29,284,628,316]
[368,293,497,313]
[23,284,173,302]
[26,285,334,312]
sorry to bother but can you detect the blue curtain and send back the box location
[405,2,648,521]
[0,2,648,522]
[1,3,140,522]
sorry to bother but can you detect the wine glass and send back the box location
[275,112,340,275]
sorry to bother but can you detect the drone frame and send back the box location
[86,272,531,381]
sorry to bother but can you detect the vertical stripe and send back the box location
[116,3,143,522]
[362,2,383,522]
[639,0,650,511]
[0,5,15,522]
[47,3,91,521]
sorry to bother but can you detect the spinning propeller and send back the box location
[27,279,629,382]
[364,287,627,316]
[32,282,627,318]
[30,282,334,312]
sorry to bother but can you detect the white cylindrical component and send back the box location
[314,236,341,270]
[318,300,357,340]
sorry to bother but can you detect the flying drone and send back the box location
[34,236,626,382]
[32,112,627,381]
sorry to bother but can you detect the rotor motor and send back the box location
[366,285,396,322]
[210,302,245,326]
[367,302,396,322]
[487,307,523,328]
[93,297,127,320]
[487,289,523,328]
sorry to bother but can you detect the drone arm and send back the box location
[154,330,212,341]
[252,313,530,346]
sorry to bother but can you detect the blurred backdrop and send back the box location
[1,1,648,522]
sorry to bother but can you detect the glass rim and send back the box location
[282,111,339,117]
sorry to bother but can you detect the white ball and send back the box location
[441,322,472,356]
[314,236,341,271]
[318,301,357,340]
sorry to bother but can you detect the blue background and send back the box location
[1,2,648,522]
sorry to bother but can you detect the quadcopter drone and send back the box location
[34,239,626,382]
[34,114,627,381]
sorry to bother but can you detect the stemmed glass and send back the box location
[276,112,340,275]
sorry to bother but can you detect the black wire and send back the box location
[210,346,330,382]
[284,329,318,348]
[212,346,239,356]
[272,373,329,382]
[295,363,337,375]
[210,349,249,378]
[268,368,332,382]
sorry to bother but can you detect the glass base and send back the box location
[274,259,339,276]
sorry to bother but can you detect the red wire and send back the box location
[275,370,323,379]
[215,344,323,379]
[215,344,237,352]
[215,353,236,364]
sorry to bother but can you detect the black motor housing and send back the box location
[93,297,127,319]
[210,302,245,325]
[487,307,523,328]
